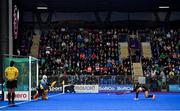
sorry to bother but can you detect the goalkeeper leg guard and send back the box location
[42,92,48,100]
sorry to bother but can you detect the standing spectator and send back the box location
[168,69,175,84]
[5,61,19,106]
[160,69,166,89]
[151,69,156,78]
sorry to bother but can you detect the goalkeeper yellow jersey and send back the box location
[5,66,19,80]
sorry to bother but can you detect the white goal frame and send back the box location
[29,56,39,101]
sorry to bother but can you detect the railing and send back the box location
[46,74,180,86]
[45,74,180,92]
[47,75,133,85]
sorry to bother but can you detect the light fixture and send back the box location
[36,6,48,10]
[158,6,170,9]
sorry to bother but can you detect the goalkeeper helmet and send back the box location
[42,75,47,82]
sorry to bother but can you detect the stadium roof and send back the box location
[18,0,180,12]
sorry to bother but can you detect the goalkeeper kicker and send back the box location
[33,75,56,100]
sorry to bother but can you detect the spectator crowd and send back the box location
[16,27,180,90]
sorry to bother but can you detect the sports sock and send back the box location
[147,94,153,98]
[136,92,139,98]
[7,93,11,104]
[12,93,15,104]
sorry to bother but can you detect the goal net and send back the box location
[1,55,38,101]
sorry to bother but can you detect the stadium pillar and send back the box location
[0,0,13,55]
[0,0,13,101]
[0,0,9,55]
[8,0,13,56]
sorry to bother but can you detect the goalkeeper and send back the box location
[33,75,56,100]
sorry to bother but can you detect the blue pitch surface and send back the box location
[1,93,180,111]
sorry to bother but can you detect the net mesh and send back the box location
[2,55,38,92]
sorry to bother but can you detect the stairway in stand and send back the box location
[119,42,129,59]
[133,62,143,82]
[141,42,152,59]
[30,35,40,58]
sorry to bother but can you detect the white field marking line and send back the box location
[3,109,180,111]
[0,93,63,109]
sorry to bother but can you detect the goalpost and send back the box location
[2,54,38,101]
[29,56,39,101]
